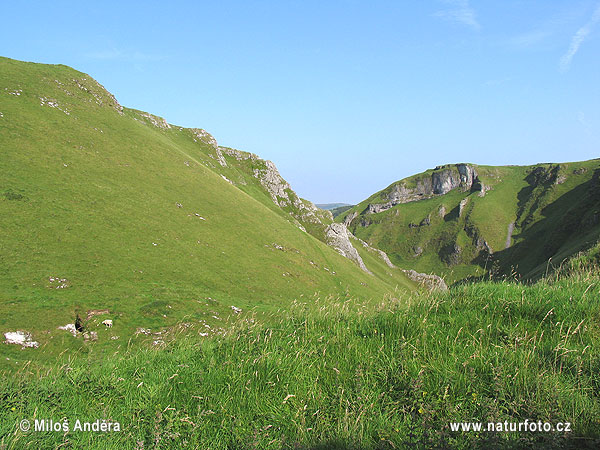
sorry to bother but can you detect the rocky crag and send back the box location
[365,164,485,214]
[338,160,600,283]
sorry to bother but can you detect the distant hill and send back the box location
[316,203,355,218]
[337,161,600,283]
[316,203,352,210]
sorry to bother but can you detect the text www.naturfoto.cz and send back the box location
[450,420,571,433]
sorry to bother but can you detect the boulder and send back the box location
[402,269,448,291]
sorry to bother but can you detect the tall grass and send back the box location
[1,267,599,449]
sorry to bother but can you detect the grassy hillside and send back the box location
[0,56,414,368]
[1,245,599,449]
[337,161,600,284]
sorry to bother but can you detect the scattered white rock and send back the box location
[83,331,98,342]
[39,96,70,115]
[4,331,39,348]
[221,174,233,184]
[231,306,242,314]
[58,323,77,337]
[191,128,218,148]
[111,336,119,340]
[152,242,158,246]
[48,276,69,289]
[140,112,171,129]
[102,319,113,327]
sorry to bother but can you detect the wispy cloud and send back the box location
[434,0,481,31]
[84,49,164,62]
[509,30,553,49]
[560,3,600,72]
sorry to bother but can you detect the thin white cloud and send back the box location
[509,30,552,48]
[434,0,481,31]
[560,3,600,72]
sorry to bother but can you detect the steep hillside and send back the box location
[0,57,414,365]
[337,161,600,283]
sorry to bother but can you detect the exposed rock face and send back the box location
[527,165,563,186]
[459,198,469,217]
[440,243,462,266]
[402,269,448,291]
[254,160,291,204]
[140,112,171,130]
[215,147,227,167]
[356,237,395,268]
[432,168,460,194]
[220,147,259,161]
[478,183,488,197]
[191,128,218,148]
[252,159,328,227]
[344,211,358,227]
[325,223,371,273]
[365,164,479,214]
[465,221,493,254]
[73,77,123,115]
[457,164,477,190]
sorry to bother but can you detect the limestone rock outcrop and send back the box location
[402,269,448,291]
[252,159,331,230]
[325,223,371,273]
[356,237,395,268]
[364,164,481,215]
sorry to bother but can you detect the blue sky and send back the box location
[2,1,599,203]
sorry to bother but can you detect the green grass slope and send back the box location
[337,161,600,283]
[0,56,414,366]
[1,246,599,449]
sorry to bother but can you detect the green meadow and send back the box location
[1,250,599,449]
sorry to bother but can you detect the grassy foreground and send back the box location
[1,261,600,449]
